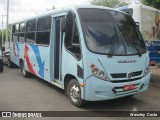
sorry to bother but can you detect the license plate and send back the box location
[124,84,135,91]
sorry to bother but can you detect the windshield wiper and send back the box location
[108,24,119,58]
[108,34,116,58]
[117,25,141,57]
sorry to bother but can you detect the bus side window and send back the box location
[36,16,51,46]
[72,24,80,46]
[12,24,19,43]
[64,13,81,60]
[26,19,36,44]
[19,22,26,43]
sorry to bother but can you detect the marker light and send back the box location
[90,64,95,69]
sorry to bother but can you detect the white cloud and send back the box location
[0,0,138,29]
[0,0,90,29]
[0,0,89,29]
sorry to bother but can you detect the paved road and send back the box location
[0,66,160,119]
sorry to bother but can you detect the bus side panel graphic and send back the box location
[30,45,45,79]
[24,45,36,76]
[13,43,19,57]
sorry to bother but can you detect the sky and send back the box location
[0,0,139,29]
[0,0,90,29]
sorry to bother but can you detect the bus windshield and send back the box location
[78,8,147,56]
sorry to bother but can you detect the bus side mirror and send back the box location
[2,46,5,52]
[61,18,67,32]
[135,22,139,29]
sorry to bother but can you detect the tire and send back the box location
[67,79,86,107]
[0,60,3,72]
[0,65,3,72]
[20,61,30,78]
[7,59,13,68]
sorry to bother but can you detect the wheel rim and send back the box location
[70,84,80,103]
[8,61,10,67]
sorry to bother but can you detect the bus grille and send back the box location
[110,77,142,83]
[110,71,142,78]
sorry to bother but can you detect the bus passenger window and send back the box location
[65,15,81,60]
[26,19,36,44]
[12,24,19,42]
[26,33,35,44]
[36,16,51,45]
[19,22,26,43]
[15,24,19,33]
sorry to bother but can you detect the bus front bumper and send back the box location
[84,73,150,101]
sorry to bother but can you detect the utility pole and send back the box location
[1,15,7,47]
[2,15,4,47]
[5,0,9,49]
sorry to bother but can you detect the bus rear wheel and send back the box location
[0,60,3,72]
[20,61,30,78]
[7,59,14,68]
[67,79,86,107]
[0,65,3,72]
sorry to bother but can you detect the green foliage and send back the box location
[90,0,129,8]
[141,0,160,9]
[0,26,11,47]
[0,29,6,46]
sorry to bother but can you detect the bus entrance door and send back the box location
[54,17,62,82]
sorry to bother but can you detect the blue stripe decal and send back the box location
[30,45,45,79]
[16,43,20,57]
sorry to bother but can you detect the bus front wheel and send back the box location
[67,79,86,107]
[20,61,30,78]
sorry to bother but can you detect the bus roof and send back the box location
[11,5,123,24]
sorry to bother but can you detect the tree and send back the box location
[0,29,6,47]
[90,0,129,8]
[140,0,160,9]
[0,25,11,47]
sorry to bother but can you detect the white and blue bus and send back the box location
[10,5,150,107]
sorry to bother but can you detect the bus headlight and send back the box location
[99,71,105,78]
[90,64,110,81]
[143,65,150,76]
[92,68,99,75]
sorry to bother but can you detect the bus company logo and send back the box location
[2,112,11,117]
[118,60,137,63]
[127,72,135,78]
